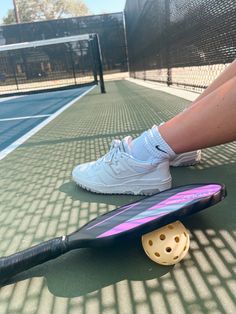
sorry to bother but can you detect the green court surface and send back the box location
[0,81,235,314]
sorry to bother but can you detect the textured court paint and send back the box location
[0,81,235,314]
[97,185,221,238]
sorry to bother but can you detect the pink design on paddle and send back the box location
[97,184,221,238]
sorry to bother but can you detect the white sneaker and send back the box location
[170,150,202,167]
[72,138,172,195]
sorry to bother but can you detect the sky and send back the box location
[0,0,126,21]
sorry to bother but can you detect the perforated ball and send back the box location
[142,221,190,265]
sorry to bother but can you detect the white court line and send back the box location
[0,95,24,103]
[0,85,96,161]
[0,114,50,122]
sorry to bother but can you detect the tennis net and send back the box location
[0,34,105,96]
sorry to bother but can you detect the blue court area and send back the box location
[0,86,91,152]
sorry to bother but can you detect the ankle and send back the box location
[130,125,176,163]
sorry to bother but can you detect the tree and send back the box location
[2,10,16,25]
[3,0,90,24]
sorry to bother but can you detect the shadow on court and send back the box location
[0,81,235,313]
[6,238,171,297]
[3,160,236,302]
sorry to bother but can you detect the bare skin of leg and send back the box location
[191,59,236,104]
[159,75,236,154]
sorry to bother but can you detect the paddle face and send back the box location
[68,183,225,248]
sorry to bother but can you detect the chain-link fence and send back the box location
[125,0,236,92]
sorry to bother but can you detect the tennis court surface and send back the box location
[0,81,235,313]
[0,86,93,158]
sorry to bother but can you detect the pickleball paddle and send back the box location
[0,183,226,283]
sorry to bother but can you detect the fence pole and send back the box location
[165,0,172,86]
[8,51,19,90]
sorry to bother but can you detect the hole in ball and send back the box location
[168,225,174,230]
[155,252,160,257]
[148,240,153,246]
[175,236,180,243]
[160,234,166,240]
[166,247,172,253]
[174,256,179,260]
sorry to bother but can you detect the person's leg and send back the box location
[190,59,236,105]
[162,59,236,165]
[160,75,236,153]
[72,63,236,195]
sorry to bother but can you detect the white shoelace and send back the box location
[104,140,123,164]
[94,138,130,168]
[93,140,124,167]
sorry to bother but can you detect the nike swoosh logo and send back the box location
[156,145,168,154]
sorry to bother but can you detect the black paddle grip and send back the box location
[0,236,68,284]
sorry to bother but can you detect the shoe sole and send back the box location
[73,177,172,196]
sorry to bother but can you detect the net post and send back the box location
[92,34,106,94]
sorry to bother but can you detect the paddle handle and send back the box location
[0,237,68,284]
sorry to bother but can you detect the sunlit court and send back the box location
[0,1,235,313]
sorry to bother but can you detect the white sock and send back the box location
[130,125,176,163]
